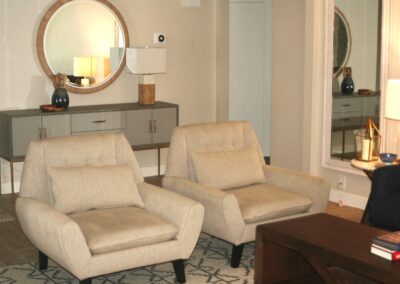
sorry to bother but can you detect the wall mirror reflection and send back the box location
[330,0,382,161]
[37,0,129,94]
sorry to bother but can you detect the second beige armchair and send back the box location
[163,121,330,267]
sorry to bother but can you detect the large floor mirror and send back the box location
[324,0,386,171]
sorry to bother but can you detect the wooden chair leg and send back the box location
[38,251,48,270]
[231,244,244,268]
[172,259,186,283]
[80,279,92,284]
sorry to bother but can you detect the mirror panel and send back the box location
[330,0,382,162]
[37,0,129,94]
[333,7,351,79]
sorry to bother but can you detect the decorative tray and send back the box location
[40,104,65,112]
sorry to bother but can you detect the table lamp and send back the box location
[385,79,400,154]
[126,47,167,104]
[73,57,97,86]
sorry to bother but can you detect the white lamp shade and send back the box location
[126,47,167,74]
[385,79,400,120]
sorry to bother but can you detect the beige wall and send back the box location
[216,0,229,122]
[270,0,306,171]
[0,0,218,187]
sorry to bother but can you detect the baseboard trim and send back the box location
[329,189,367,210]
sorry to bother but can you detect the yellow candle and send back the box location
[362,139,371,161]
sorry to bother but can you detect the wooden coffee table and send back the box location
[255,213,400,284]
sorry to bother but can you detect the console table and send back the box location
[0,101,179,194]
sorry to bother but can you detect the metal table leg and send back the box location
[10,161,14,194]
[0,160,2,195]
[157,147,161,176]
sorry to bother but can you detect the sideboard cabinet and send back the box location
[0,102,178,193]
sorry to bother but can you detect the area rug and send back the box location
[0,233,255,283]
[0,208,14,223]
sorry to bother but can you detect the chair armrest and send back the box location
[263,165,330,213]
[162,176,246,244]
[16,197,91,279]
[138,182,204,258]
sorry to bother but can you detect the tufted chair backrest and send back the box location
[165,121,265,181]
[19,132,144,205]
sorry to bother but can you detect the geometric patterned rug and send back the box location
[0,233,255,283]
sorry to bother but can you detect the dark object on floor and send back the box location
[369,165,400,231]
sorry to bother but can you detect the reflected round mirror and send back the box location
[37,0,129,94]
[333,7,351,79]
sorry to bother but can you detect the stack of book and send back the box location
[371,231,400,261]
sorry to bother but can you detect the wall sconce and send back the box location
[126,47,167,104]
[385,79,400,154]
[73,57,97,86]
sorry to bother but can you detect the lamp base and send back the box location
[138,84,155,104]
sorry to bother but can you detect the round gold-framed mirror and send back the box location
[333,7,352,79]
[37,0,129,94]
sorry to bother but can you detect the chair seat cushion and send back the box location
[70,207,178,255]
[228,183,312,224]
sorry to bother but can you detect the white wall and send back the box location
[229,0,272,156]
[0,0,218,191]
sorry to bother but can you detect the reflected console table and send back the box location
[0,102,179,194]
[331,92,380,160]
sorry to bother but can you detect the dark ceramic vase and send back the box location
[341,67,355,95]
[51,88,69,108]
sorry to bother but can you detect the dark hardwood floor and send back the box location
[0,176,363,267]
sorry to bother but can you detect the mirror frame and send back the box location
[322,0,389,175]
[332,7,352,79]
[37,0,129,94]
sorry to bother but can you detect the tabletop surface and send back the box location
[351,159,398,171]
[257,213,400,283]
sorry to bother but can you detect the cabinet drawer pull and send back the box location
[92,120,106,124]
[149,120,153,133]
[153,120,157,133]
[38,128,42,140]
[43,128,47,139]
[341,118,350,121]
[341,104,351,107]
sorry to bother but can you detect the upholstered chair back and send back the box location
[165,121,265,181]
[19,133,144,205]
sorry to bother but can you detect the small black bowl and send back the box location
[379,153,397,163]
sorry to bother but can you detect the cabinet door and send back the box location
[152,108,177,144]
[42,114,71,138]
[126,109,152,146]
[12,116,41,157]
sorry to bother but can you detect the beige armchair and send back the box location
[16,133,204,284]
[163,121,330,267]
